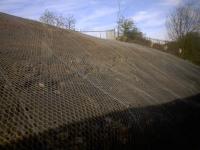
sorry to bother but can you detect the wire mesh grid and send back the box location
[1,13,200,150]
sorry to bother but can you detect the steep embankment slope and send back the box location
[0,12,200,149]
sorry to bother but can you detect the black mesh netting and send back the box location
[0,13,200,150]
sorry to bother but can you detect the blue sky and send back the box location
[0,0,184,40]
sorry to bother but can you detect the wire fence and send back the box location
[79,29,116,40]
[78,29,169,45]
[145,37,169,45]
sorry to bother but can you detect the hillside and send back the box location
[0,12,200,149]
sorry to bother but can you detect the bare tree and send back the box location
[55,15,65,28]
[64,15,76,30]
[39,9,56,26]
[166,1,200,40]
[39,10,76,30]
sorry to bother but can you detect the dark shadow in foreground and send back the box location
[1,94,200,150]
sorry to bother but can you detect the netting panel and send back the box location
[1,13,200,149]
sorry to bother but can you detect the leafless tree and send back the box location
[39,10,76,30]
[39,9,56,26]
[55,15,65,28]
[64,15,76,30]
[166,1,200,40]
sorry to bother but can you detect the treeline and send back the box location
[117,1,200,66]
[39,9,76,30]
[166,1,200,65]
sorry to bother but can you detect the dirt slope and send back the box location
[0,12,200,149]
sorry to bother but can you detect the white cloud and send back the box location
[145,28,168,40]
[131,10,165,28]
[130,9,167,40]
[0,0,171,40]
[79,7,117,23]
[0,0,90,19]
[77,7,117,30]
[0,0,117,30]
[132,11,160,22]
[160,0,182,6]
